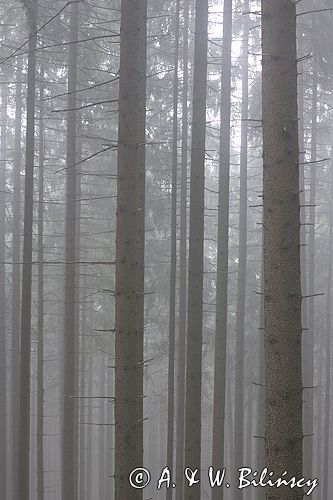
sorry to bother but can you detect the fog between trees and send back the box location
[0,0,332,499]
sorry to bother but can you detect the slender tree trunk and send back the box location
[184,0,208,497]
[175,2,189,498]
[262,2,303,499]
[37,70,45,500]
[18,1,38,497]
[322,165,333,500]
[233,6,249,498]
[256,257,265,500]
[12,61,23,500]
[99,357,106,500]
[211,2,232,498]
[166,2,180,497]
[62,2,79,499]
[114,0,147,498]
[304,52,318,481]
[0,84,7,500]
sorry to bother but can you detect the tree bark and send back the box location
[0,84,7,500]
[166,2,180,497]
[211,2,232,499]
[62,2,79,499]
[175,2,189,498]
[322,165,333,500]
[184,0,208,497]
[12,61,23,500]
[37,68,45,500]
[114,0,147,498]
[262,1,303,499]
[233,6,249,498]
[18,2,38,497]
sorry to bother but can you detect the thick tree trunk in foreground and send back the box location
[114,0,147,498]
[184,0,208,498]
[18,2,38,497]
[211,2,232,499]
[262,1,303,499]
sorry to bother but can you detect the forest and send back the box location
[0,0,332,499]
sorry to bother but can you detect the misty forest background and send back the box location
[0,0,332,499]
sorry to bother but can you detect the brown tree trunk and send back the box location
[262,1,303,499]
[184,0,208,497]
[114,0,147,498]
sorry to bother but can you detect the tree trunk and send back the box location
[12,61,23,500]
[322,165,333,500]
[184,0,208,497]
[211,2,232,499]
[175,1,189,498]
[114,0,147,498]
[262,1,303,499]
[166,2,180,497]
[37,69,45,500]
[304,51,318,480]
[62,2,79,499]
[0,84,7,500]
[18,2,38,497]
[233,6,249,498]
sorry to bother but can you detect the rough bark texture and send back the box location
[262,1,303,499]
[211,2,232,499]
[184,0,208,497]
[114,0,147,498]
[18,2,38,497]
[62,2,79,499]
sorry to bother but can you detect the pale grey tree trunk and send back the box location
[37,69,45,500]
[12,62,23,500]
[211,2,232,499]
[18,1,38,497]
[233,6,249,499]
[166,2,180,497]
[175,2,189,498]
